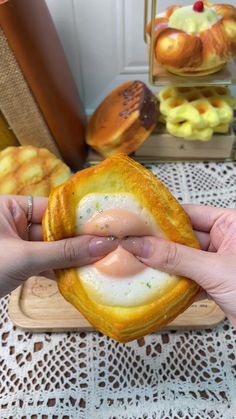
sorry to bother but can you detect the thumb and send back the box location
[25,235,118,275]
[122,236,217,289]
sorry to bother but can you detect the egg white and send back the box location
[76,193,159,235]
[77,265,178,307]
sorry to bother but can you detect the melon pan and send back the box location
[43,154,200,342]
[0,145,71,196]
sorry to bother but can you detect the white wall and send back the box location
[46,0,236,115]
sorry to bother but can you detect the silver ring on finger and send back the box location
[26,195,33,231]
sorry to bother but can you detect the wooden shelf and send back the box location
[149,60,236,88]
[86,127,235,164]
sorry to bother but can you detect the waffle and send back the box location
[0,145,71,196]
[158,86,236,141]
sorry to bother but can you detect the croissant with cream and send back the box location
[147,1,236,76]
[43,153,200,342]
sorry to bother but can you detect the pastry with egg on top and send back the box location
[43,153,200,342]
[146,1,236,76]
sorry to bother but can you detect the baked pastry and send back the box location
[86,81,158,157]
[147,1,236,76]
[0,145,71,196]
[158,86,236,140]
[43,153,200,342]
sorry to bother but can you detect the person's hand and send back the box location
[122,205,236,327]
[0,195,118,298]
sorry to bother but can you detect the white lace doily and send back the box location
[1,161,236,419]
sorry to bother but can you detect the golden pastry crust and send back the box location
[147,2,236,76]
[0,145,71,196]
[86,81,158,157]
[43,153,200,342]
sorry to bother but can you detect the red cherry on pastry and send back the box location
[193,1,204,12]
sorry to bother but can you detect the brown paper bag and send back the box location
[0,0,87,170]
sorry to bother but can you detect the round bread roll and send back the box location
[86,81,158,157]
[0,145,71,196]
[147,2,236,76]
[43,153,200,343]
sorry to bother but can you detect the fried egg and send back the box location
[76,193,179,307]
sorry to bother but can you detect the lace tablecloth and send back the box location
[1,161,236,419]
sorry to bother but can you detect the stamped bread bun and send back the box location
[43,153,200,342]
[0,145,71,196]
[86,81,158,157]
[147,1,236,76]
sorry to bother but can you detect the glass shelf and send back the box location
[149,60,236,87]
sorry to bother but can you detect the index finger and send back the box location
[183,204,228,232]
[5,195,48,224]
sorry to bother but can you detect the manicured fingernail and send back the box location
[122,237,153,258]
[89,236,118,257]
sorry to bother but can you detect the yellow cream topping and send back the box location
[169,5,220,34]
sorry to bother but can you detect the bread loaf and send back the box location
[86,81,158,157]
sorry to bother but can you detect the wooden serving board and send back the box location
[8,276,225,332]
